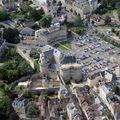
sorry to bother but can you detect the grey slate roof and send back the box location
[44,49,54,59]
[61,55,76,64]
[48,64,59,71]
[20,27,35,36]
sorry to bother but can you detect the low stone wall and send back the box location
[13,73,40,85]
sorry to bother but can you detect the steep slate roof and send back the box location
[20,27,35,36]
[61,55,76,64]
[44,49,54,59]
[48,64,59,71]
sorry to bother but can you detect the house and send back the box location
[75,86,109,120]
[99,85,110,101]
[101,69,117,82]
[87,72,101,87]
[66,102,81,120]
[12,98,29,115]
[58,85,70,99]
[99,85,120,120]
[48,97,72,119]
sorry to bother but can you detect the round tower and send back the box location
[39,53,49,77]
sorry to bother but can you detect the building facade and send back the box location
[39,45,82,83]
[64,0,98,18]
[1,0,26,11]
[35,23,67,46]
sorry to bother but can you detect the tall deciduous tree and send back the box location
[3,28,20,43]
[74,15,84,27]
[40,15,52,28]
[29,9,44,21]
[104,16,111,24]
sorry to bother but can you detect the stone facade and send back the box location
[35,23,67,46]
[1,0,27,11]
[65,0,98,18]
[39,45,82,83]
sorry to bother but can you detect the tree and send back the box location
[74,15,84,27]
[22,89,32,98]
[52,0,56,5]
[17,60,34,77]
[57,1,62,7]
[27,102,40,118]
[0,11,9,22]
[8,112,19,120]
[104,16,111,25]
[29,9,44,21]
[0,82,18,120]
[3,28,20,43]
[0,93,14,120]
[101,0,108,6]
[111,28,115,33]
[112,86,120,95]
[74,27,84,34]
[40,15,52,28]
[91,20,95,25]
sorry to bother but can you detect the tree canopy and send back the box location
[29,8,45,21]
[0,11,9,22]
[40,15,52,28]
[0,48,34,83]
[104,16,111,24]
[27,102,40,118]
[3,28,20,43]
[0,84,18,120]
[74,16,84,27]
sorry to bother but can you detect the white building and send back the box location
[99,85,110,102]
[35,23,67,46]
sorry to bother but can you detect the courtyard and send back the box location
[54,41,71,51]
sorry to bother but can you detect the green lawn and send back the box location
[54,41,71,50]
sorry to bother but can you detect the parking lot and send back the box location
[62,31,120,75]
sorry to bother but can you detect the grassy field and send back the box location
[54,41,71,50]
